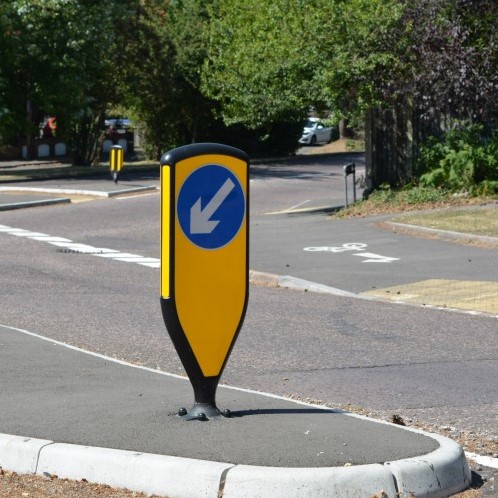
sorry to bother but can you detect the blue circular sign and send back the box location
[177,165,245,249]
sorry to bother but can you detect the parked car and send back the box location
[104,118,132,130]
[298,118,333,145]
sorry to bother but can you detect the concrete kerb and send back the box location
[0,423,471,498]
[221,463,398,498]
[385,439,471,498]
[249,270,374,300]
[36,443,232,498]
[0,197,71,211]
[388,220,498,246]
[0,434,53,474]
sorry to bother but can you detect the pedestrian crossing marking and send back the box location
[363,279,498,314]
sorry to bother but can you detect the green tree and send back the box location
[0,0,137,164]
[380,0,498,123]
[202,0,315,133]
[166,0,215,143]
[119,0,184,159]
[120,0,228,158]
[201,0,402,151]
[366,0,498,188]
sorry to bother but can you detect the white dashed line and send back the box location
[32,236,73,242]
[0,224,160,269]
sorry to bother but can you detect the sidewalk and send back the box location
[0,159,159,210]
[0,324,471,498]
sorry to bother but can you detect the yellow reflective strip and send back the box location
[118,149,124,171]
[161,166,171,298]
[110,149,116,171]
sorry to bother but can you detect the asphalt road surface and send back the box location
[0,155,496,468]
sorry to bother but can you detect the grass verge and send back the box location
[333,186,498,238]
[394,207,498,237]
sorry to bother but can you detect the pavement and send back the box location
[0,159,477,497]
[0,324,471,498]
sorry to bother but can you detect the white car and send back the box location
[299,118,333,145]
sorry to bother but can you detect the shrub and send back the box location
[418,124,498,194]
[399,186,447,204]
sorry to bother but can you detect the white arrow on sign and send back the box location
[190,178,235,234]
[353,252,399,263]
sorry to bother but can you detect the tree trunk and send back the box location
[366,101,441,190]
[339,119,348,139]
[25,99,33,160]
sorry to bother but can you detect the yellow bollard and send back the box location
[110,145,124,183]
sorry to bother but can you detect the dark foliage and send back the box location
[384,0,498,123]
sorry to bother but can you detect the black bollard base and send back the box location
[178,403,231,421]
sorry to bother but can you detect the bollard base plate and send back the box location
[178,403,231,421]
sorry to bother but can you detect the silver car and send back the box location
[299,118,333,145]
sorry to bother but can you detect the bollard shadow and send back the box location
[286,205,344,216]
[228,407,344,418]
[115,171,159,182]
[249,165,343,181]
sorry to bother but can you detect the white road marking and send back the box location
[304,242,399,263]
[31,236,73,242]
[304,243,367,253]
[465,452,498,469]
[353,252,400,263]
[6,231,48,237]
[287,200,311,210]
[0,224,160,269]
[140,262,160,268]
